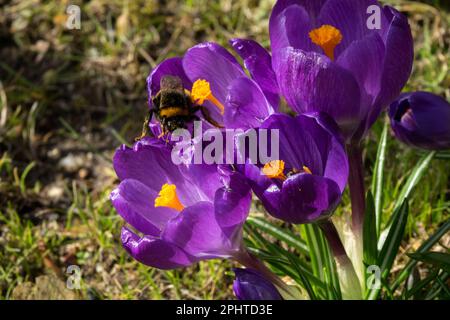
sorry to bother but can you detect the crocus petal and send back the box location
[121,227,196,269]
[389,92,450,150]
[113,138,181,192]
[224,77,274,130]
[214,170,252,232]
[270,4,314,57]
[368,6,413,130]
[278,173,342,224]
[274,48,361,139]
[295,113,348,192]
[259,113,324,175]
[233,268,282,300]
[111,179,178,236]
[179,162,223,202]
[146,57,192,106]
[318,0,389,57]
[243,163,281,216]
[337,32,385,108]
[113,138,209,205]
[183,42,246,121]
[162,202,239,259]
[242,114,348,224]
[229,39,280,108]
[270,0,326,18]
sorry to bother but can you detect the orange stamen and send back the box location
[191,79,225,114]
[262,160,287,180]
[302,166,312,175]
[154,183,185,211]
[309,25,343,60]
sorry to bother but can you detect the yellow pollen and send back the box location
[262,160,286,180]
[302,166,312,175]
[309,25,343,60]
[191,79,225,114]
[154,183,185,212]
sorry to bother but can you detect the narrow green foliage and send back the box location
[371,120,388,236]
[392,219,450,290]
[363,192,378,266]
[247,217,309,256]
[368,200,409,299]
[407,252,450,273]
[379,200,409,279]
[393,151,436,212]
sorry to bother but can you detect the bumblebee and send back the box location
[136,75,223,141]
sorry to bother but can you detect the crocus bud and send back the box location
[232,268,282,300]
[389,92,450,150]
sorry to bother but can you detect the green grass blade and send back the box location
[393,151,436,212]
[302,224,326,281]
[368,200,409,300]
[404,269,439,300]
[323,242,342,300]
[244,223,327,297]
[301,224,341,299]
[284,252,317,300]
[371,120,388,236]
[391,219,450,290]
[424,271,450,300]
[247,217,309,255]
[19,161,35,194]
[378,151,436,250]
[363,192,378,266]
[407,252,450,273]
[379,200,409,278]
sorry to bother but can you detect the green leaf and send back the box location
[378,151,435,250]
[391,219,450,290]
[418,149,450,160]
[302,224,327,281]
[19,161,35,194]
[424,271,450,300]
[369,200,409,300]
[363,192,378,266]
[407,252,450,273]
[244,223,327,297]
[323,242,341,300]
[301,224,341,299]
[393,151,436,212]
[247,217,309,256]
[284,251,317,300]
[371,120,388,236]
[378,200,409,279]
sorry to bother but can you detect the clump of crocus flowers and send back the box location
[111,0,449,300]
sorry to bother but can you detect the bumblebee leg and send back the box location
[157,117,167,139]
[199,106,224,129]
[135,109,154,141]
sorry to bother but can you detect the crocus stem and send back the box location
[347,143,365,233]
[319,219,363,299]
[318,219,350,264]
[234,247,286,291]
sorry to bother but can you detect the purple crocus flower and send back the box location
[233,268,282,300]
[268,0,414,142]
[110,137,252,269]
[241,113,348,224]
[389,92,450,150]
[147,42,276,136]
